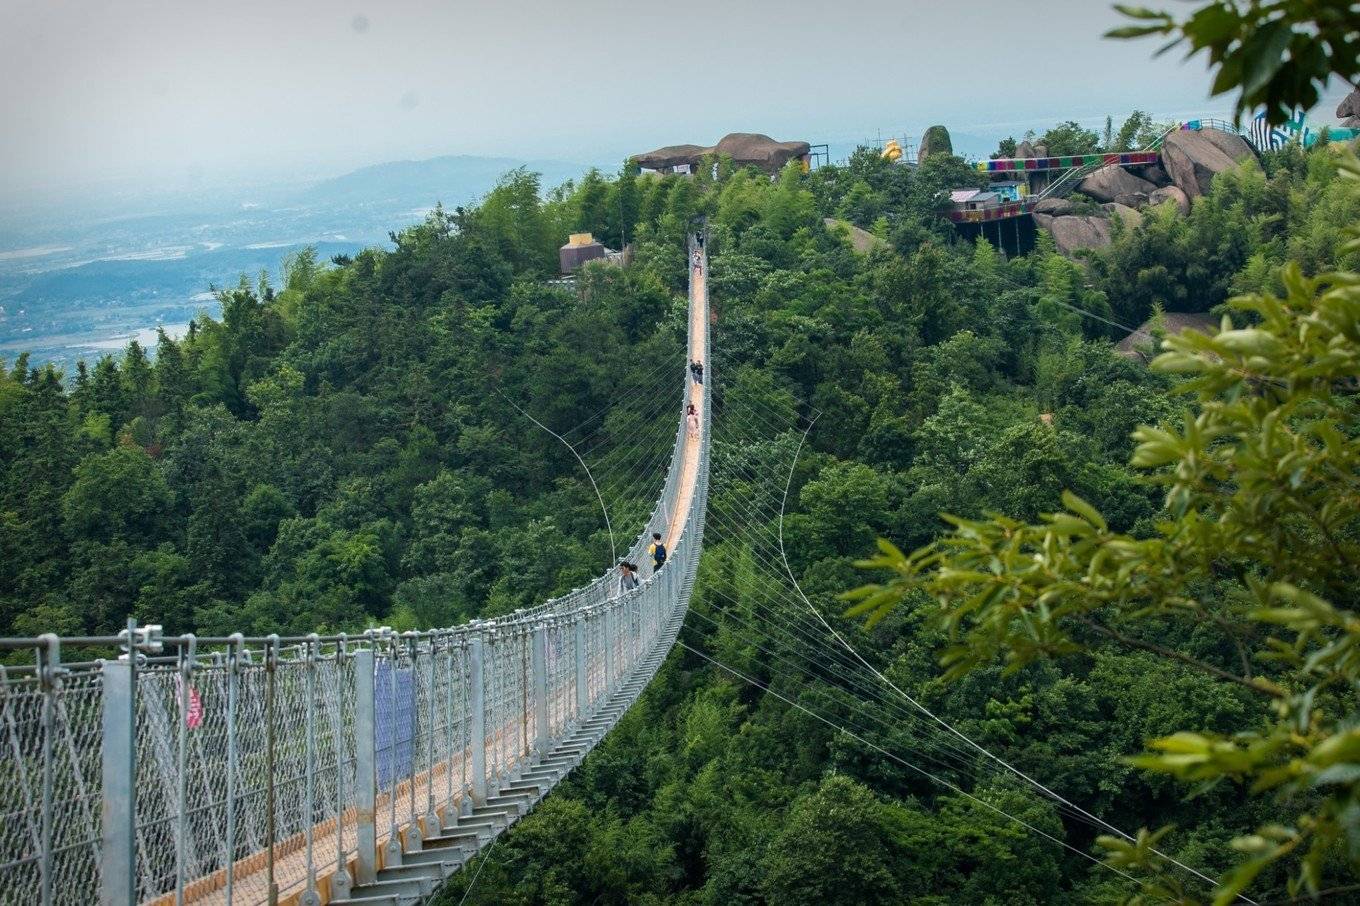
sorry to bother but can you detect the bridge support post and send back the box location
[574,616,588,722]
[633,597,642,668]
[532,624,548,758]
[468,634,488,807]
[604,608,614,693]
[99,656,136,906]
[353,647,377,885]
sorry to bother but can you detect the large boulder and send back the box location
[1339,88,1360,127]
[1149,185,1191,215]
[1161,129,1258,198]
[634,133,811,174]
[713,133,812,172]
[1033,197,1079,215]
[1078,165,1158,203]
[1115,192,1150,209]
[919,125,953,161]
[823,218,888,254]
[633,143,709,171]
[1034,213,1114,255]
[1196,127,1257,163]
[1141,163,1172,187]
[1102,202,1143,228]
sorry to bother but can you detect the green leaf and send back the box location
[1106,24,1169,38]
[1238,22,1294,99]
[1060,490,1107,532]
[1112,4,1169,20]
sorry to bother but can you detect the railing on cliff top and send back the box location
[0,237,712,906]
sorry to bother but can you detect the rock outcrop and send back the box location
[1160,129,1257,198]
[632,143,709,171]
[1149,185,1191,215]
[1141,163,1172,187]
[633,133,810,174]
[1102,202,1142,229]
[1033,213,1113,255]
[1196,127,1257,163]
[1078,165,1158,203]
[1339,89,1360,127]
[713,133,812,171]
[919,125,953,161]
[1033,197,1079,215]
[823,218,888,254]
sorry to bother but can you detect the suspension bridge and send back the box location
[1,230,1252,906]
[0,235,711,905]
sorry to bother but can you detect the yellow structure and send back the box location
[882,139,903,162]
[560,233,606,272]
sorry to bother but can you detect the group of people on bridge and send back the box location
[616,532,667,594]
[614,234,705,598]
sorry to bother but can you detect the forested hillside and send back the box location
[3,117,1358,901]
[426,144,1357,904]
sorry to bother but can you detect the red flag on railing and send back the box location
[176,675,204,730]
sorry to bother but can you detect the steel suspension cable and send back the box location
[771,414,1245,901]
[674,640,1160,899]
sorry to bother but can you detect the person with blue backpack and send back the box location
[648,532,667,574]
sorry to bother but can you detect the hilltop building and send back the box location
[949,189,999,213]
[988,180,1030,202]
[559,233,606,273]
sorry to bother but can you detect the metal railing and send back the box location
[0,236,712,906]
[1033,124,1182,203]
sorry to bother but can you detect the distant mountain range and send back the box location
[294,154,592,207]
[0,153,599,373]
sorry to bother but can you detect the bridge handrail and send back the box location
[1033,123,1183,203]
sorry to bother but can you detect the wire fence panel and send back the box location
[0,662,104,906]
[48,669,105,904]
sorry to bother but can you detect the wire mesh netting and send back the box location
[0,665,105,906]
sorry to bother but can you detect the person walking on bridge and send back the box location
[618,561,639,595]
[649,533,667,574]
[686,402,700,440]
[689,360,703,385]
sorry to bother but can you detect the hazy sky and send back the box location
[0,0,1344,198]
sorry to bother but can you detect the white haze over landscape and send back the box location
[0,0,1354,371]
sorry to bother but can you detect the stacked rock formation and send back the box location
[633,133,811,174]
[1034,127,1258,254]
[1339,89,1360,128]
[918,125,953,161]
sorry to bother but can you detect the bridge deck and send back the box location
[665,261,707,551]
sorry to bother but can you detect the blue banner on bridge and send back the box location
[375,661,415,789]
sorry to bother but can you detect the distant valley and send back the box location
[0,154,593,374]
